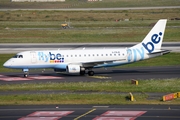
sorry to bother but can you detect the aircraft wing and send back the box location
[80,58,126,68]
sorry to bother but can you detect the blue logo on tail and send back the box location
[142,32,162,53]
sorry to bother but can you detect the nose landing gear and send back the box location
[23,69,29,78]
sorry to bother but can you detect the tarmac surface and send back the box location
[1,6,180,11]
[0,42,180,53]
[0,66,180,84]
[0,105,180,120]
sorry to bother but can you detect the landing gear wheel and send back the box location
[24,74,28,78]
[88,71,94,76]
[23,69,29,78]
[80,71,85,76]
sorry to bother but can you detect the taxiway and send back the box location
[0,105,180,120]
[0,66,180,84]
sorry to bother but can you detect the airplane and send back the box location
[3,19,170,77]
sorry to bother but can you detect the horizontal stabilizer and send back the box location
[147,49,171,55]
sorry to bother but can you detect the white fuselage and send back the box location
[4,49,125,68]
[3,47,155,70]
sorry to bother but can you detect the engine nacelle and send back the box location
[66,65,80,73]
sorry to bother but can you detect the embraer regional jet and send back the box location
[3,19,170,77]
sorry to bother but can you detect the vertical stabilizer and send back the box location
[131,19,167,53]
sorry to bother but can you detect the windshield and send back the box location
[13,55,23,58]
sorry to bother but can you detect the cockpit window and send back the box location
[19,55,23,58]
[13,55,17,58]
[13,55,23,58]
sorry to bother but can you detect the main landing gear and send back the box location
[87,68,94,76]
[79,70,94,76]
[23,69,29,78]
[88,71,94,76]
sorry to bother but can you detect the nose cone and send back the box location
[3,61,11,68]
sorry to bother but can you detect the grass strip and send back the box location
[0,94,150,105]
[0,22,179,43]
[0,78,180,92]
[0,93,180,105]
[1,0,180,9]
[0,9,180,43]
[0,28,179,43]
[1,78,180,105]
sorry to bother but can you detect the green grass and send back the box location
[0,79,180,92]
[0,9,180,22]
[1,94,179,105]
[1,0,180,9]
[75,0,180,8]
[0,79,180,105]
[0,23,179,43]
[0,8,179,43]
[0,94,155,105]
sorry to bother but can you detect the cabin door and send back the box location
[30,52,37,63]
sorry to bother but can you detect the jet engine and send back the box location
[66,65,81,73]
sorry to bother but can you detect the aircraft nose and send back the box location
[3,61,11,68]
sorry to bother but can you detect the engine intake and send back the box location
[66,65,80,73]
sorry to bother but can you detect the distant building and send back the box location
[11,0,65,2]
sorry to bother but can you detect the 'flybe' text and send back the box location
[142,32,162,53]
[127,47,144,62]
[38,52,64,63]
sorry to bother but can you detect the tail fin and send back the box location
[131,19,167,53]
